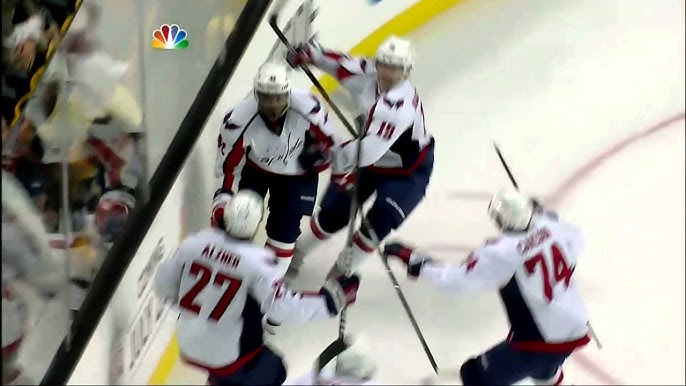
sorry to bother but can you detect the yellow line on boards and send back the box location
[147,334,180,385]
[146,0,463,383]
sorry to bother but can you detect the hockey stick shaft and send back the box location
[492,142,519,190]
[270,7,438,372]
[338,120,438,374]
[269,9,362,344]
[338,185,359,340]
[314,337,350,384]
[268,15,359,138]
[359,212,440,374]
[335,117,366,376]
[492,142,603,350]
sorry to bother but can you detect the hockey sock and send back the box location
[296,214,331,255]
[329,230,375,277]
[264,238,295,274]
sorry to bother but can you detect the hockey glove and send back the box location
[298,131,330,172]
[383,242,434,278]
[320,274,360,316]
[286,39,321,68]
[210,193,232,229]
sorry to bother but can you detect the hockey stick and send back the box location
[340,119,439,373]
[357,209,440,374]
[270,0,363,351]
[269,6,369,376]
[336,116,366,347]
[313,336,351,384]
[492,142,519,190]
[491,142,603,350]
[337,119,439,374]
[270,2,437,373]
[268,11,358,139]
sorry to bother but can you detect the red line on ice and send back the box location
[546,112,686,206]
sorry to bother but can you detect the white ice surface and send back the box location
[165,0,685,384]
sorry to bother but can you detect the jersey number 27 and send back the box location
[524,243,574,302]
[179,261,242,321]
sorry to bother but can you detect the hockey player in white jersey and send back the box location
[212,61,345,274]
[285,36,435,280]
[2,171,65,384]
[154,190,361,386]
[383,190,590,386]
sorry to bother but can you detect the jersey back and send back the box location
[499,214,589,345]
[174,229,276,369]
[371,80,432,168]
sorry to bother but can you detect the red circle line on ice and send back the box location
[428,111,685,384]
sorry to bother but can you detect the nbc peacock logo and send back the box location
[151,24,189,50]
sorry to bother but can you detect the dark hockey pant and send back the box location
[208,346,287,386]
[317,140,434,241]
[460,341,571,386]
[239,163,319,245]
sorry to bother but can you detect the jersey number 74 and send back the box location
[179,261,242,321]
[524,243,574,302]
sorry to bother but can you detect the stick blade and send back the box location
[313,337,351,376]
[269,0,291,23]
[268,14,278,26]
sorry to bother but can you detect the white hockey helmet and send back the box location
[375,35,414,73]
[253,61,292,95]
[223,190,264,239]
[487,190,534,231]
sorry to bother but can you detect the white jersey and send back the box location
[1,171,65,293]
[312,49,433,175]
[2,171,65,350]
[420,212,590,352]
[214,88,343,196]
[153,228,336,374]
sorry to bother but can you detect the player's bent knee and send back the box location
[317,207,350,234]
[460,357,489,386]
[363,202,403,241]
[266,210,303,244]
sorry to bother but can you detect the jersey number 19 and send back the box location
[179,261,242,321]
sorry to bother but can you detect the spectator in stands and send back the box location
[2,0,43,43]
[3,9,59,75]
[2,113,47,210]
